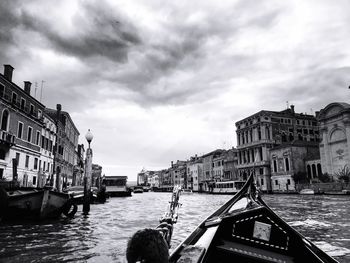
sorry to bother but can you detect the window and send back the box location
[259,147,263,161]
[285,158,290,171]
[259,168,264,175]
[17,122,23,139]
[34,158,38,170]
[273,159,277,172]
[16,152,20,164]
[1,109,9,131]
[20,98,26,110]
[30,104,34,115]
[39,160,41,171]
[287,179,291,185]
[275,180,278,185]
[38,110,42,118]
[33,176,37,185]
[43,161,46,171]
[47,163,50,172]
[260,178,264,185]
[27,126,33,142]
[41,135,45,148]
[36,131,40,145]
[12,92,17,104]
[0,84,4,98]
[25,155,29,168]
[0,149,5,160]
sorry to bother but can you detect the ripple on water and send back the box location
[0,193,349,263]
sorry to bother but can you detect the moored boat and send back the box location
[133,186,144,194]
[103,176,132,197]
[63,185,99,204]
[181,188,193,194]
[299,188,315,195]
[0,186,76,220]
[169,175,339,263]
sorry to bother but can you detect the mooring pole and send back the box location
[83,130,93,214]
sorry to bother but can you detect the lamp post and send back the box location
[83,129,93,214]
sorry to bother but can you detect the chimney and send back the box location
[290,105,295,114]
[315,111,320,118]
[24,81,32,95]
[171,161,173,168]
[3,64,14,82]
[56,104,62,122]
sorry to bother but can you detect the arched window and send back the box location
[312,164,317,179]
[1,110,9,131]
[317,163,322,177]
[307,165,312,178]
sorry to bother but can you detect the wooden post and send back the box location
[83,147,93,214]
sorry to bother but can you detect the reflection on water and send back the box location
[0,193,349,262]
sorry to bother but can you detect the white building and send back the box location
[318,102,350,177]
[187,159,203,192]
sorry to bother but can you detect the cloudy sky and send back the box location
[1,0,349,181]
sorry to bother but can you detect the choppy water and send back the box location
[0,193,349,263]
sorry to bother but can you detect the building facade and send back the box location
[223,148,239,181]
[38,113,56,187]
[270,143,320,192]
[235,105,319,192]
[0,65,46,187]
[318,102,350,178]
[186,157,203,192]
[46,105,79,189]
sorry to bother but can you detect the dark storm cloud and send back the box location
[18,1,141,63]
[0,0,22,60]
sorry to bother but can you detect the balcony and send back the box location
[237,139,276,149]
[236,160,270,169]
[0,130,15,146]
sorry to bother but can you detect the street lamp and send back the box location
[85,129,93,148]
[83,129,93,214]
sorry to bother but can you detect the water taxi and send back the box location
[211,180,246,194]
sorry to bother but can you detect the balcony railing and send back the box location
[0,130,15,146]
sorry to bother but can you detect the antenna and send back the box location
[40,80,45,102]
[34,82,38,99]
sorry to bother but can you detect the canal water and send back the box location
[0,192,349,263]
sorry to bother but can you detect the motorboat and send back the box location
[169,175,338,263]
